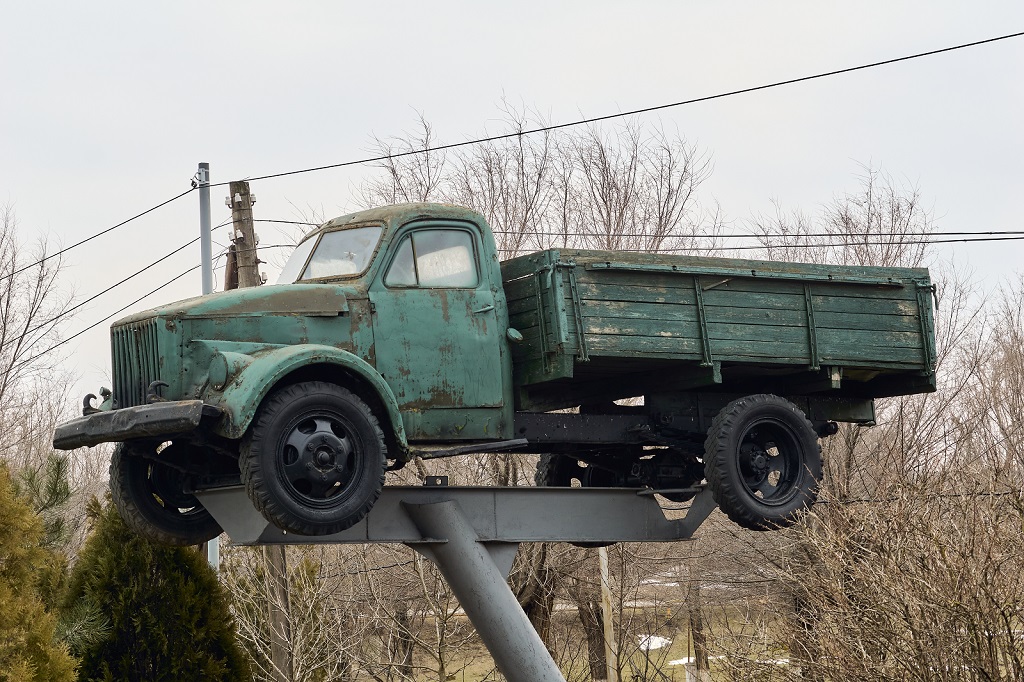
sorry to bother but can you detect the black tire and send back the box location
[534,453,584,487]
[704,394,822,530]
[241,381,386,535]
[110,441,222,546]
[534,454,614,548]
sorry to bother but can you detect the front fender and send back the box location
[207,344,408,453]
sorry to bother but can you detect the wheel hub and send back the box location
[742,443,771,480]
[751,450,770,473]
[282,417,355,500]
[315,448,334,467]
[300,431,349,472]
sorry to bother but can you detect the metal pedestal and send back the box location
[197,485,717,682]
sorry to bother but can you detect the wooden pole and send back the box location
[598,546,619,682]
[227,183,289,678]
[227,180,261,288]
[264,545,293,682]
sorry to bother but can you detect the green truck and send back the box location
[54,203,937,544]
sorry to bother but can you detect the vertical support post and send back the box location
[224,179,286,676]
[598,546,619,682]
[197,162,219,571]
[198,162,213,295]
[693,276,714,367]
[206,536,219,571]
[228,181,261,288]
[264,546,293,682]
[403,500,566,682]
[803,283,820,371]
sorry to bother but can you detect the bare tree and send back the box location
[352,108,723,678]
[750,164,935,269]
[567,122,715,254]
[345,119,1024,681]
[0,205,107,552]
[354,542,482,682]
[713,166,1024,681]
[362,113,447,207]
[0,204,71,408]
[359,108,720,259]
[447,103,557,255]
[224,544,362,681]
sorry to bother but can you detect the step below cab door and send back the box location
[368,221,509,441]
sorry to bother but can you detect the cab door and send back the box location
[368,222,507,441]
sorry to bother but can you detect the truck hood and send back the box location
[114,283,355,324]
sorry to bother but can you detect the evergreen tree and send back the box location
[65,497,250,682]
[0,464,77,682]
[14,453,110,652]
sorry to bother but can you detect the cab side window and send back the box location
[384,230,478,288]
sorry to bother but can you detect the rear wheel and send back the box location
[241,381,386,535]
[704,394,821,530]
[534,453,584,487]
[110,441,222,546]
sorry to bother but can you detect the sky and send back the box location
[1,1,1022,404]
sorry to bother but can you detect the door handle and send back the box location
[472,304,495,315]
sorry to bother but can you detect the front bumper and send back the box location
[53,400,219,450]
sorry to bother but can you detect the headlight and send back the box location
[208,351,251,390]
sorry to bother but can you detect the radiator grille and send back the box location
[111,319,162,408]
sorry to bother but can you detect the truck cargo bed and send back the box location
[501,250,936,411]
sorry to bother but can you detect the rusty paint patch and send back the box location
[438,290,450,323]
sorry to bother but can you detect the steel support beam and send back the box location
[196,485,716,547]
[195,485,718,682]
[405,500,564,682]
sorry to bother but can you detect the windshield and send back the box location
[276,225,384,283]
[276,237,316,284]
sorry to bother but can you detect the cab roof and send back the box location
[303,203,486,242]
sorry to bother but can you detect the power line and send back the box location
[20,30,1021,278]
[3,219,232,355]
[497,234,1024,254]
[4,187,195,284]
[18,239,233,368]
[492,230,1024,239]
[60,216,229,315]
[17,263,203,368]
[254,219,318,226]
[257,219,1024,241]
[209,30,1024,188]
[749,235,1024,248]
[5,239,198,354]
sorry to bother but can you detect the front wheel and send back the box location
[704,394,822,530]
[241,381,386,535]
[110,441,222,546]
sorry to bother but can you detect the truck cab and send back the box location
[279,204,515,442]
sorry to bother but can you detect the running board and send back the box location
[409,438,529,460]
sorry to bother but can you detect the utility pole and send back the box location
[226,181,261,288]
[196,163,220,571]
[264,545,293,682]
[225,180,289,679]
[198,163,213,295]
[599,546,620,682]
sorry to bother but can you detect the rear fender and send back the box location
[208,344,408,456]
